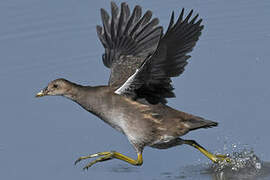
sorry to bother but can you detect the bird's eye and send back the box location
[53,84,58,88]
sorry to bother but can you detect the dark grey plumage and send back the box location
[133,9,203,104]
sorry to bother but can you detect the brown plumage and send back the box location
[36,2,229,170]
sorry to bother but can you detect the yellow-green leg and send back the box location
[75,151,143,170]
[183,140,230,163]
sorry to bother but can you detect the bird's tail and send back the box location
[185,116,218,131]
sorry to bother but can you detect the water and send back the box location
[210,148,269,180]
[0,0,270,180]
[149,143,270,180]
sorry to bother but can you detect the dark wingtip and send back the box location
[121,2,127,7]
[96,25,102,32]
[111,1,117,8]
[184,9,193,23]
[100,8,110,22]
[190,14,199,24]
[111,1,119,15]
[180,8,184,20]
[96,25,103,37]
[167,11,174,31]
[143,10,153,22]
[196,18,203,26]
[100,8,106,15]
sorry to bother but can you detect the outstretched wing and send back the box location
[115,9,204,104]
[96,2,162,87]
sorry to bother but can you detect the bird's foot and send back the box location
[213,154,231,163]
[75,151,114,170]
[75,151,143,170]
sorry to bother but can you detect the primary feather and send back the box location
[97,3,203,104]
[114,9,204,104]
[96,2,162,88]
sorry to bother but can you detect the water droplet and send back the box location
[255,162,261,170]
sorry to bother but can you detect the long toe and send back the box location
[74,155,94,165]
[74,152,111,165]
[82,154,114,170]
[215,154,231,163]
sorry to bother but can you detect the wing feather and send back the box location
[115,9,204,104]
[97,2,161,87]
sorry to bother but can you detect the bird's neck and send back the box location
[62,81,85,100]
[64,83,110,118]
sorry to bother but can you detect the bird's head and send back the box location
[36,78,73,97]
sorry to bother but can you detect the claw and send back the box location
[75,152,114,169]
[74,157,83,165]
[83,166,89,171]
[82,154,113,169]
[83,162,95,170]
[74,152,107,166]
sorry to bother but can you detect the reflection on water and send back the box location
[159,148,270,180]
[0,144,4,150]
[109,164,139,173]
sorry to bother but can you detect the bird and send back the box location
[36,2,230,170]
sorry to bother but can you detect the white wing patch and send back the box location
[115,69,139,95]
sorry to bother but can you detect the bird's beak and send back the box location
[35,88,48,97]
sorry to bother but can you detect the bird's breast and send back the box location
[102,111,128,134]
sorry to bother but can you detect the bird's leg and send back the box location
[75,151,143,170]
[183,139,231,163]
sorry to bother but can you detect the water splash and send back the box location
[158,143,270,180]
[209,149,264,179]
[213,149,261,172]
[205,143,270,180]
